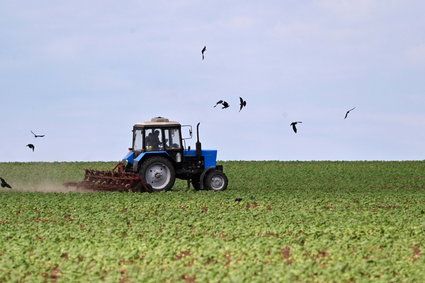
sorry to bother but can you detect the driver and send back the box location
[146,130,162,150]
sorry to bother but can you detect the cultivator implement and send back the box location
[64,163,152,192]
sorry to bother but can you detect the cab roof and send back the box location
[133,117,181,128]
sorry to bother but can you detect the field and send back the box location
[1,161,425,282]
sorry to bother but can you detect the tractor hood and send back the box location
[184,149,217,168]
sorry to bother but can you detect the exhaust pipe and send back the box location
[196,122,202,157]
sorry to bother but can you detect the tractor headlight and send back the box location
[176,152,182,163]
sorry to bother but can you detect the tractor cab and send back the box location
[132,117,183,153]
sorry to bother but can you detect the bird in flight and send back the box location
[0,177,12,188]
[290,121,302,133]
[31,130,45,138]
[344,107,356,119]
[239,97,247,112]
[201,46,207,60]
[26,144,35,151]
[214,100,229,109]
[221,101,230,109]
[214,100,223,107]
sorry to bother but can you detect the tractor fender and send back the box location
[199,166,222,190]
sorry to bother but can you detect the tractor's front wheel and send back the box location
[204,170,228,191]
[139,156,176,192]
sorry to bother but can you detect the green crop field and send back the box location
[1,161,425,282]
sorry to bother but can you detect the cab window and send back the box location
[133,129,143,151]
[145,128,163,151]
[164,128,181,150]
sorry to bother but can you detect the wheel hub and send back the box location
[145,163,170,190]
[211,176,224,190]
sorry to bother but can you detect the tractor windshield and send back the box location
[133,129,143,151]
[133,127,181,152]
[145,128,163,151]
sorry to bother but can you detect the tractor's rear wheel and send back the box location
[204,170,228,191]
[139,156,176,192]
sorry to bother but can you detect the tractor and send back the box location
[64,117,228,192]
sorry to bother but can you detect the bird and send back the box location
[201,46,206,60]
[290,121,302,133]
[0,177,12,188]
[31,130,45,138]
[26,144,35,151]
[214,100,229,109]
[344,107,356,119]
[239,97,247,112]
[214,100,224,107]
[235,198,243,202]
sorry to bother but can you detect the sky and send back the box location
[1,0,425,162]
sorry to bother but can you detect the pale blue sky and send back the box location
[1,0,425,161]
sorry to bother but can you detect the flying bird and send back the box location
[0,177,12,188]
[239,97,247,112]
[31,130,45,138]
[214,100,224,107]
[344,107,356,119]
[214,100,229,109]
[26,144,35,151]
[201,46,206,60]
[221,101,230,109]
[290,121,302,133]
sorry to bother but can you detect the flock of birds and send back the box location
[214,97,247,112]
[202,46,356,134]
[1,130,46,188]
[0,131,45,189]
[203,46,248,113]
[26,130,45,152]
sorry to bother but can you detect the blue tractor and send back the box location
[65,117,228,192]
[120,117,228,191]
[121,117,228,191]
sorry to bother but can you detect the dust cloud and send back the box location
[10,182,96,193]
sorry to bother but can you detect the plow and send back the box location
[64,163,153,192]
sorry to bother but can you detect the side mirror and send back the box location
[181,125,193,140]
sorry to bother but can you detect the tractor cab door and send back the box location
[162,127,183,163]
[163,128,182,151]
